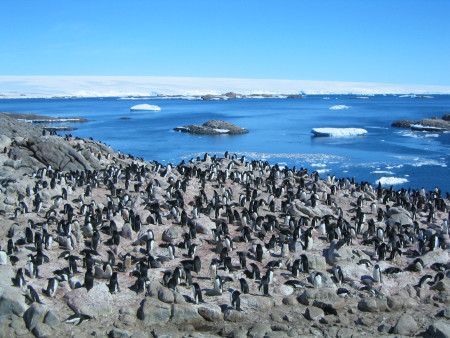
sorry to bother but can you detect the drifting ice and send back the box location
[311,128,368,137]
[375,177,409,185]
[130,104,161,111]
[329,105,351,110]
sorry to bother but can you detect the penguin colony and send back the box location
[1,146,449,328]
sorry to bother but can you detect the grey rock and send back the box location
[427,319,450,338]
[197,305,222,322]
[121,222,133,240]
[0,267,28,316]
[137,298,171,325]
[224,309,246,322]
[158,288,175,304]
[305,307,324,321]
[248,323,271,338]
[64,283,113,317]
[358,297,388,312]
[23,303,46,330]
[43,310,59,327]
[152,326,179,338]
[392,313,418,335]
[171,304,203,325]
[32,323,53,338]
[109,329,131,338]
[162,227,181,243]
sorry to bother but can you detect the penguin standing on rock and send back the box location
[373,264,382,283]
[191,282,203,304]
[84,269,94,292]
[230,290,241,310]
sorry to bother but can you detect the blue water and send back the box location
[1,95,449,193]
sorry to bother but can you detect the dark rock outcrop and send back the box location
[174,120,248,135]
[391,115,450,131]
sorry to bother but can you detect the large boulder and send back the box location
[137,298,172,325]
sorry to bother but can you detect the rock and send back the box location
[282,295,298,306]
[327,239,360,264]
[23,303,46,330]
[0,267,28,316]
[152,326,179,338]
[121,222,133,240]
[241,294,275,311]
[64,283,114,317]
[31,323,53,338]
[109,329,131,338]
[137,299,171,325]
[387,295,418,310]
[248,323,272,337]
[392,313,419,335]
[43,310,59,327]
[422,249,449,267]
[174,120,248,135]
[358,297,388,312]
[303,253,327,270]
[224,309,246,322]
[171,304,203,325]
[162,227,181,243]
[0,252,8,265]
[427,319,450,338]
[305,307,324,321]
[198,305,222,322]
[158,288,175,304]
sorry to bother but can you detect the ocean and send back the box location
[1,95,449,193]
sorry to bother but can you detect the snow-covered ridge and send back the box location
[311,128,368,137]
[1,76,450,99]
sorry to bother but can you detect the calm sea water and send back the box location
[1,95,449,193]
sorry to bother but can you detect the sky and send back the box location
[0,1,449,86]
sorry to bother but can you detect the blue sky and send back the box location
[1,1,449,85]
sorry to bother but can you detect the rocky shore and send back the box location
[0,113,449,337]
[391,114,450,131]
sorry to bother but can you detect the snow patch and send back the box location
[213,128,230,133]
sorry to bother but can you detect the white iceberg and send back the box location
[130,104,161,111]
[329,105,351,110]
[375,177,408,185]
[311,128,367,137]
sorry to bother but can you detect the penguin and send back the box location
[255,243,263,263]
[259,275,270,296]
[266,268,274,285]
[27,285,43,304]
[65,313,94,326]
[45,277,58,297]
[416,274,433,288]
[13,268,26,289]
[312,271,323,288]
[337,287,351,298]
[237,251,247,269]
[333,265,344,285]
[168,243,175,260]
[188,243,197,258]
[230,290,241,310]
[292,259,301,277]
[191,282,203,304]
[84,269,94,292]
[373,264,382,283]
[213,275,223,294]
[209,259,218,279]
[239,278,249,294]
[109,272,120,293]
[224,256,235,272]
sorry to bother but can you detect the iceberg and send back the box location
[311,128,367,137]
[130,104,161,111]
[375,177,408,185]
[329,105,351,110]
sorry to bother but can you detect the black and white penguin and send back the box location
[13,268,26,289]
[45,277,58,297]
[224,257,235,272]
[188,244,197,258]
[193,255,201,274]
[300,254,310,273]
[109,272,120,293]
[416,274,433,288]
[65,313,94,326]
[239,278,249,294]
[213,275,223,294]
[230,290,241,310]
[333,265,344,285]
[259,275,270,296]
[373,264,382,283]
[27,285,43,304]
[312,271,323,288]
[191,282,203,304]
[255,244,263,262]
[266,268,274,285]
[237,251,247,269]
[84,269,94,292]
[292,259,301,277]
[209,259,218,279]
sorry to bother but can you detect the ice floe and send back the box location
[130,104,161,111]
[311,128,367,137]
[329,105,351,110]
[375,177,409,185]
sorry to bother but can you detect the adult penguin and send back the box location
[84,268,94,292]
[373,264,382,283]
[259,275,270,296]
[256,244,263,263]
[191,282,204,304]
[46,277,58,297]
[239,278,249,294]
[109,272,120,293]
[230,290,241,310]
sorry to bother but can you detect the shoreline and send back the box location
[0,113,449,337]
